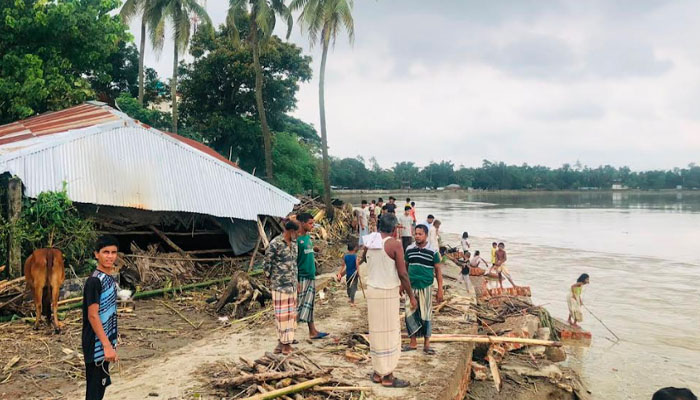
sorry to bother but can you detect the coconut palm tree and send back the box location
[146,0,211,134]
[227,0,293,183]
[290,0,353,216]
[120,0,151,106]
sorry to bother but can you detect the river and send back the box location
[338,191,700,399]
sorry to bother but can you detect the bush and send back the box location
[3,183,97,276]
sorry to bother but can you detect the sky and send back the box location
[131,0,700,171]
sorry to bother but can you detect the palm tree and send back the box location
[146,0,211,134]
[120,0,150,106]
[291,0,353,216]
[227,0,293,183]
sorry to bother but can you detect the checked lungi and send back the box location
[272,290,297,344]
[367,286,401,376]
[405,285,433,338]
[297,278,316,323]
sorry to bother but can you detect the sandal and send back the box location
[401,345,417,352]
[311,332,329,340]
[382,376,411,388]
[423,347,436,355]
[368,372,382,384]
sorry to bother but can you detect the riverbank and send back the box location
[334,188,696,195]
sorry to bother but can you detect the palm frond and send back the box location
[119,0,142,23]
[255,0,272,37]
[227,0,248,43]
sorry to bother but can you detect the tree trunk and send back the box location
[7,177,22,278]
[319,35,333,218]
[171,40,179,134]
[138,17,146,105]
[251,20,274,183]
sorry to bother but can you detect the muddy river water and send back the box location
[339,191,700,399]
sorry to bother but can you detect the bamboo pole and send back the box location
[248,237,262,272]
[57,271,263,312]
[401,333,562,347]
[241,377,330,400]
[159,300,198,329]
[313,386,372,392]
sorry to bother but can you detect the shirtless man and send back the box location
[492,242,517,289]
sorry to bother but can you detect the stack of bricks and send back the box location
[560,329,593,340]
[481,286,532,298]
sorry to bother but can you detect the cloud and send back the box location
[132,0,700,171]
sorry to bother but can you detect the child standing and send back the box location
[82,235,120,400]
[336,242,360,306]
[567,274,590,328]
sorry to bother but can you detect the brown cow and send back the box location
[24,248,65,333]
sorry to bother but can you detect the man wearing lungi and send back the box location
[263,220,300,355]
[403,224,444,355]
[296,213,329,339]
[361,214,417,388]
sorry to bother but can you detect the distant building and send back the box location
[445,184,461,191]
[611,183,628,190]
[676,185,683,190]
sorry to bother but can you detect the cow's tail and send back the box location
[42,249,55,322]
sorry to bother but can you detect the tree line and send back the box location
[330,158,700,191]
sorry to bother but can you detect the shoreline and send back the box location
[334,188,695,195]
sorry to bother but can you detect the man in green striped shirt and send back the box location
[403,224,443,355]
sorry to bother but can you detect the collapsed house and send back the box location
[0,102,298,285]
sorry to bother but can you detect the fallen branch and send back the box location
[240,377,331,400]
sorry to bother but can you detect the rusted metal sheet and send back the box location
[0,103,299,221]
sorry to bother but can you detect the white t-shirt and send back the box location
[398,214,413,237]
[357,207,369,227]
[461,238,470,252]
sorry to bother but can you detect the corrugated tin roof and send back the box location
[0,102,299,220]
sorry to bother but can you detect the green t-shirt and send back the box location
[404,244,441,289]
[297,234,316,280]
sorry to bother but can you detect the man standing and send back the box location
[82,235,120,400]
[403,225,443,355]
[362,214,416,388]
[385,196,397,214]
[296,213,329,339]
[428,219,441,251]
[357,200,370,244]
[398,206,414,251]
[421,214,435,231]
[264,220,300,355]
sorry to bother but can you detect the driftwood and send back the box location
[213,368,332,388]
[214,271,270,315]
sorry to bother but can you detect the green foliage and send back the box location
[0,0,134,123]
[0,184,96,274]
[272,132,322,194]
[330,159,700,191]
[116,94,172,131]
[179,25,314,172]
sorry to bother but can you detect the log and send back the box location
[149,225,189,258]
[0,277,24,291]
[240,377,331,400]
[214,369,332,388]
[401,333,562,347]
[257,218,270,249]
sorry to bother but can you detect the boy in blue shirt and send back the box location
[82,235,120,400]
[336,242,360,306]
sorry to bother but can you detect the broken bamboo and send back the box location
[149,225,189,258]
[401,333,562,347]
[240,377,331,400]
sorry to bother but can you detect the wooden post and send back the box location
[7,177,22,278]
[149,225,189,258]
[256,217,270,249]
[247,237,262,272]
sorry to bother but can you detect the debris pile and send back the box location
[0,277,27,315]
[204,352,364,399]
[468,288,590,399]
